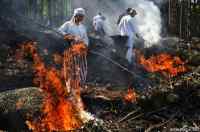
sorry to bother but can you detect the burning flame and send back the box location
[138,53,187,77]
[71,42,87,56]
[124,88,137,103]
[18,41,89,131]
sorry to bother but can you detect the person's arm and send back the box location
[58,22,69,35]
[128,19,136,33]
[93,20,97,30]
[128,19,140,38]
[117,14,123,25]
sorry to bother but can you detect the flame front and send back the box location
[138,53,187,77]
[19,41,88,131]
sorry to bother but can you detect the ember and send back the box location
[124,88,137,103]
[138,53,187,77]
[18,41,90,131]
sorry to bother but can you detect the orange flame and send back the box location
[138,53,187,77]
[71,42,88,56]
[124,88,137,103]
[19,41,87,131]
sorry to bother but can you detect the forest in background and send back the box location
[10,0,72,27]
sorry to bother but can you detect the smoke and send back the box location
[129,0,162,47]
[6,0,162,48]
[105,0,162,47]
[2,0,163,47]
[72,0,162,47]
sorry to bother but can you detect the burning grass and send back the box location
[138,52,188,77]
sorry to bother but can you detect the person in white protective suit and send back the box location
[93,13,106,37]
[58,8,89,46]
[118,8,138,64]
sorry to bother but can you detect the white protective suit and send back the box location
[58,8,89,46]
[93,14,105,36]
[118,14,136,64]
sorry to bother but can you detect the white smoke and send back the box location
[103,0,162,47]
[72,0,162,47]
[132,0,162,46]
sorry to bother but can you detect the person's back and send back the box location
[93,15,103,30]
[118,14,135,37]
[117,12,127,25]
[93,13,106,37]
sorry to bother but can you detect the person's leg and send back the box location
[79,55,87,85]
[126,36,134,64]
[126,48,132,63]
[99,27,106,37]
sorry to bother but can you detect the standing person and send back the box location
[118,8,138,65]
[59,8,89,47]
[58,8,88,84]
[93,12,106,37]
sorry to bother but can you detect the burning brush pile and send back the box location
[0,35,199,132]
[16,40,94,131]
[138,52,187,77]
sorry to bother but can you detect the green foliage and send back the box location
[24,0,72,26]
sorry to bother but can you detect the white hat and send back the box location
[73,8,86,16]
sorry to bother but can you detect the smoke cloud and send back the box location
[104,0,162,47]
[129,0,162,47]
[72,0,162,47]
[4,0,163,48]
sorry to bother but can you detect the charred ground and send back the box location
[0,1,200,131]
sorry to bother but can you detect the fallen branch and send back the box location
[127,113,144,122]
[118,108,141,123]
[89,51,135,76]
[145,119,172,132]
[145,112,177,132]
[145,106,169,117]
[89,50,152,88]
